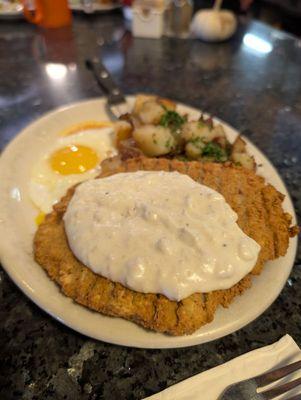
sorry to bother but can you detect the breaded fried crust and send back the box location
[34,158,297,335]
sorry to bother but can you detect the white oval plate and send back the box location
[0,1,23,19]
[69,0,121,12]
[0,97,297,348]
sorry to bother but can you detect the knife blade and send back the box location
[85,58,129,119]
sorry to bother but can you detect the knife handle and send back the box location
[85,58,125,105]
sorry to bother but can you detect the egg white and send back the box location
[29,128,117,214]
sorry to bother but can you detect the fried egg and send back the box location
[30,127,117,215]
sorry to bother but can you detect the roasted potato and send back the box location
[231,152,256,170]
[185,140,205,159]
[137,100,166,125]
[133,94,175,118]
[181,121,213,143]
[117,96,256,168]
[132,125,175,157]
[230,136,256,170]
[114,120,133,145]
[231,136,247,153]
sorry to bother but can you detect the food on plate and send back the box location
[31,91,251,221]
[70,0,119,8]
[0,0,22,12]
[59,120,113,136]
[63,171,261,300]
[34,157,298,335]
[115,95,256,170]
[29,124,117,214]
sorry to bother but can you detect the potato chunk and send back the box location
[181,121,226,144]
[137,100,166,125]
[133,125,175,156]
[182,121,213,142]
[231,136,256,170]
[133,94,176,124]
[133,95,157,115]
[185,141,204,159]
[114,120,133,145]
[231,152,256,170]
[231,136,247,153]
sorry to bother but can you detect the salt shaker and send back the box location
[165,0,193,38]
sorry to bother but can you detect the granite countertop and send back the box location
[0,13,300,400]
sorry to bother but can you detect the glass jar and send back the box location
[165,0,193,38]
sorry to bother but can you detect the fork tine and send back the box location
[262,377,301,399]
[255,360,301,387]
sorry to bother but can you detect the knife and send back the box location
[85,58,129,119]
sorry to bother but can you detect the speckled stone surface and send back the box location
[0,13,301,400]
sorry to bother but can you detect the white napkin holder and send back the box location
[132,5,165,39]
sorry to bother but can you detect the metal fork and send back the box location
[220,359,301,399]
[85,58,129,119]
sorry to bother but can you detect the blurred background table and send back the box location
[0,12,301,400]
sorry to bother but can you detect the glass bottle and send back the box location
[165,0,193,38]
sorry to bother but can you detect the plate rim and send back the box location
[0,1,23,17]
[0,97,298,348]
[69,1,121,12]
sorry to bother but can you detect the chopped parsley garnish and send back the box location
[202,142,228,162]
[159,110,186,133]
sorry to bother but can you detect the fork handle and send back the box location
[85,58,126,105]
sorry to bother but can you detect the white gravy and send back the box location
[64,171,261,301]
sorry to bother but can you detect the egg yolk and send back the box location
[50,145,99,175]
[35,212,45,226]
